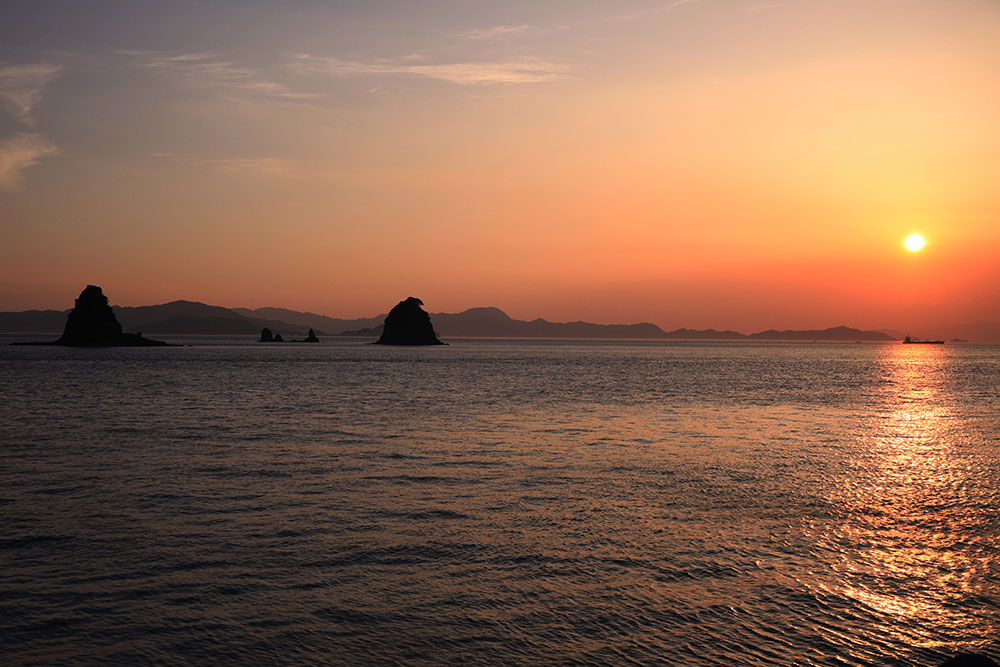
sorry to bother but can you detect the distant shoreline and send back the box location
[3,333,980,345]
[2,301,995,341]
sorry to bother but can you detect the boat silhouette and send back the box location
[903,336,944,345]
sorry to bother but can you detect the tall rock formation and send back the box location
[58,285,124,344]
[374,297,445,346]
[54,285,167,346]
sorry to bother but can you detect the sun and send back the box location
[904,234,926,252]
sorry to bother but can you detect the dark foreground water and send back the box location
[1,337,998,665]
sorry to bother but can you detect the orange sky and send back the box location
[1,1,998,331]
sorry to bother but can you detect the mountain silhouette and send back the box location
[232,306,382,334]
[660,328,746,340]
[343,309,892,341]
[5,296,993,340]
[745,325,892,341]
[0,309,66,333]
[113,301,318,336]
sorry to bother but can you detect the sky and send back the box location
[1,0,998,331]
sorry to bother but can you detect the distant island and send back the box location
[3,294,997,341]
[258,327,320,343]
[374,297,445,346]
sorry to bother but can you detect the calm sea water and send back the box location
[2,337,998,665]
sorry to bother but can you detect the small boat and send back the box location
[903,336,944,345]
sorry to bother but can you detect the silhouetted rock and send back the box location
[58,285,123,344]
[272,332,284,342]
[375,297,445,345]
[259,327,273,342]
[940,654,999,667]
[43,285,168,347]
[304,328,319,342]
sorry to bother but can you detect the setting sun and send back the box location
[905,234,926,252]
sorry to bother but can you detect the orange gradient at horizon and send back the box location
[0,0,998,332]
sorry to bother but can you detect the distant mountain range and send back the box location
[0,301,314,337]
[335,308,896,341]
[10,299,993,340]
[3,297,997,341]
[231,307,383,336]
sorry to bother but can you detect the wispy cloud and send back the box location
[289,54,567,85]
[0,63,61,126]
[458,24,534,41]
[600,0,704,25]
[0,132,60,192]
[508,0,704,38]
[458,1,703,44]
[0,64,62,190]
[199,156,306,177]
[124,51,317,101]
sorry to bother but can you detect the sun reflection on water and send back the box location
[820,344,998,658]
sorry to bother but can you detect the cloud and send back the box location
[456,2,703,45]
[0,132,60,192]
[289,54,567,85]
[601,0,704,24]
[0,63,61,126]
[127,50,257,82]
[199,157,306,176]
[124,51,317,101]
[458,25,534,41]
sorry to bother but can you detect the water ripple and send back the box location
[1,340,998,664]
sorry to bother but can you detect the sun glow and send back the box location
[904,234,926,252]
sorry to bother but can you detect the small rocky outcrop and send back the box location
[50,285,167,347]
[272,332,284,342]
[374,297,445,346]
[259,328,273,342]
[304,328,319,343]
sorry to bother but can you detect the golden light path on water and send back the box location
[818,344,997,656]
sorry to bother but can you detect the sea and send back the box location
[1,336,998,666]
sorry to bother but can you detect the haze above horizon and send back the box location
[1,1,998,332]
